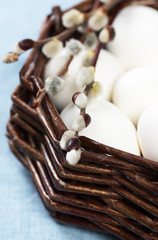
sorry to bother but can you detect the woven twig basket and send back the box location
[6,0,158,239]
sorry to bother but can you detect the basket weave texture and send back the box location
[7,1,158,239]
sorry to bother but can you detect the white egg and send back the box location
[107,6,158,70]
[137,103,158,162]
[94,49,124,101]
[45,49,73,111]
[46,75,78,112]
[67,49,93,81]
[61,100,140,155]
[44,48,71,78]
[112,67,158,125]
[44,48,93,111]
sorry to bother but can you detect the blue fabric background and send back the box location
[0,1,117,239]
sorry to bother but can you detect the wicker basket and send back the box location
[6,0,158,239]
